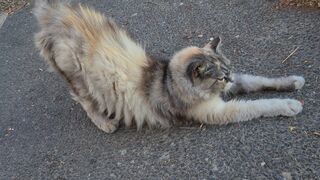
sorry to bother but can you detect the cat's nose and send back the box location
[216,70,232,83]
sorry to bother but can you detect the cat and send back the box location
[34,0,305,133]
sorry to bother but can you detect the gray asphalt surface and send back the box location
[1,0,319,179]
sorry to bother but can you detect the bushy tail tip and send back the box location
[33,0,66,27]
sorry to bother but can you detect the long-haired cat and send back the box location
[34,0,305,133]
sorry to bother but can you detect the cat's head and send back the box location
[169,37,231,101]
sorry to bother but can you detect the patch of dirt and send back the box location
[0,0,30,14]
[279,0,320,8]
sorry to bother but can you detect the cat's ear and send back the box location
[204,36,222,53]
[209,36,221,50]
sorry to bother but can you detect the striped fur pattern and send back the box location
[34,0,305,133]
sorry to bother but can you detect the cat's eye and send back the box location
[197,65,206,74]
[196,63,211,78]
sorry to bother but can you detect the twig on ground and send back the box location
[282,47,299,63]
[312,131,320,136]
[199,123,204,129]
[0,0,30,14]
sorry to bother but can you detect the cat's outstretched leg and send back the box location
[224,74,305,96]
[188,96,303,125]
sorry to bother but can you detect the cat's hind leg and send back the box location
[35,28,119,133]
[71,93,120,133]
[224,73,305,96]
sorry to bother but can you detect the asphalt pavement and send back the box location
[0,0,319,179]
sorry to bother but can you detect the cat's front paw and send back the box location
[288,76,305,90]
[281,99,303,117]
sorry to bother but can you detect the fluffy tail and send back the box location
[34,0,148,81]
[33,0,67,27]
[33,0,69,74]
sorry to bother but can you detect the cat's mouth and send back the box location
[210,80,218,89]
[216,75,232,83]
[210,76,231,88]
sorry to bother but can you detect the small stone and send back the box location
[159,152,170,161]
[212,163,218,171]
[261,162,266,167]
[282,172,292,180]
[120,149,127,155]
[110,173,116,178]
[288,126,297,131]
[131,13,137,17]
